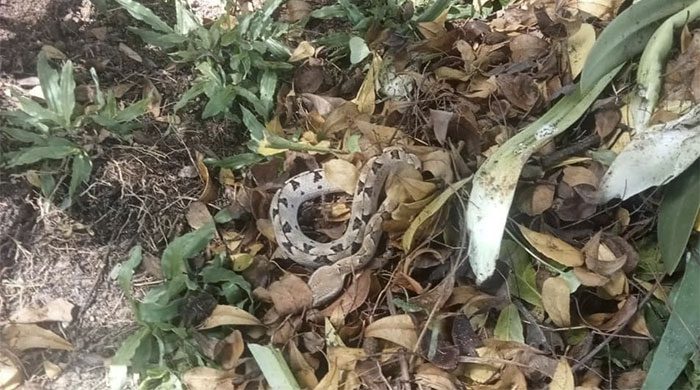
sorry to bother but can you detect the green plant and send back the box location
[110,222,254,388]
[115,0,292,121]
[0,53,148,207]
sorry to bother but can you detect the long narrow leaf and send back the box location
[642,243,700,389]
[580,0,694,93]
[58,60,76,127]
[115,0,174,33]
[464,66,621,284]
[37,53,61,115]
[7,145,78,167]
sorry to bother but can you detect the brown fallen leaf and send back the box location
[41,45,67,60]
[10,298,74,323]
[364,314,418,350]
[518,225,584,267]
[118,43,143,63]
[429,109,454,145]
[216,330,244,370]
[541,277,571,327]
[142,79,162,117]
[289,41,315,62]
[567,23,596,78]
[197,305,262,329]
[352,54,381,115]
[550,358,574,390]
[186,201,214,230]
[0,347,23,389]
[43,360,62,380]
[195,152,218,203]
[320,270,371,320]
[414,363,458,390]
[323,158,359,195]
[562,166,599,188]
[583,232,627,276]
[287,342,319,389]
[1,324,73,351]
[181,367,235,390]
[269,273,313,315]
[573,266,609,287]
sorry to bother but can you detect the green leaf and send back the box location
[113,98,149,123]
[115,245,143,299]
[248,344,302,390]
[7,145,78,167]
[642,241,700,389]
[174,81,207,112]
[348,36,370,65]
[174,0,200,35]
[128,27,188,49]
[161,223,216,279]
[414,0,451,22]
[310,4,346,19]
[581,0,695,93]
[503,240,542,308]
[68,152,92,200]
[16,96,62,125]
[202,87,236,118]
[659,159,700,274]
[114,0,174,33]
[494,303,524,343]
[36,53,62,117]
[112,326,152,365]
[1,127,45,143]
[58,60,76,127]
[259,70,277,119]
[241,106,266,142]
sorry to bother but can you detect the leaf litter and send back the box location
[2,0,700,388]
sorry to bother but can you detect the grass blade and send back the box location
[114,0,173,33]
[248,344,301,390]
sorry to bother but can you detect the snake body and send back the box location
[270,148,421,305]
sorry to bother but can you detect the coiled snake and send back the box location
[270,147,421,306]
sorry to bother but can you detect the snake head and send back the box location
[308,264,349,307]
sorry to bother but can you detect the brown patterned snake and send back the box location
[270,147,422,306]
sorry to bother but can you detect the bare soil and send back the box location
[0,0,243,387]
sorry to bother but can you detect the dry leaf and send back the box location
[519,225,584,267]
[573,267,609,287]
[287,342,319,389]
[90,27,107,40]
[550,358,574,390]
[430,109,454,145]
[43,361,62,379]
[320,271,371,319]
[289,41,315,62]
[182,367,235,390]
[414,363,458,390]
[0,347,23,389]
[198,305,262,329]
[196,152,218,203]
[216,330,244,370]
[352,54,381,115]
[417,8,448,39]
[186,201,214,230]
[1,324,73,351]
[269,274,313,315]
[386,165,437,205]
[542,277,571,327]
[323,159,359,195]
[365,314,418,349]
[567,24,596,78]
[118,43,143,62]
[10,298,74,323]
[463,347,501,383]
[285,0,311,22]
[562,166,598,188]
[142,79,162,117]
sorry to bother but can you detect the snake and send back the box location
[270,147,422,306]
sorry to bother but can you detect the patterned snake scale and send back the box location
[270,147,422,306]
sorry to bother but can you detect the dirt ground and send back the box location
[0,0,242,387]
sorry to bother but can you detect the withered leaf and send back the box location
[518,225,584,267]
[269,274,313,315]
[10,298,74,323]
[542,277,571,327]
[365,314,418,350]
[1,324,73,351]
[198,305,262,329]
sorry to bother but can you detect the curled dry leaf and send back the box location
[269,273,313,315]
[386,165,437,205]
[550,358,574,390]
[198,305,262,329]
[599,296,638,332]
[582,232,627,276]
[43,361,62,379]
[186,201,215,230]
[289,41,315,62]
[364,314,418,350]
[463,346,502,384]
[541,277,571,327]
[217,330,244,370]
[323,159,359,195]
[287,342,318,389]
[118,43,143,63]
[320,270,371,319]
[10,298,74,323]
[430,109,454,145]
[196,152,218,203]
[573,267,609,286]
[0,347,23,389]
[352,54,381,115]
[182,367,235,390]
[518,225,584,267]
[567,23,596,78]
[1,324,73,351]
[415,363,458,390]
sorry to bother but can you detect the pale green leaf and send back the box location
[68,152,92,200]
[111,326,151,365]
[503,240,542,308]
[349,36,370,64]
[642,242,700,389]
[202,87,236,118]
[494,303,524,343]
[114,245,143,299]
[58,60,76,126]
[7,145,78,167]
[114,0,174,33]
[37,53,61,115]
[248,344,302,390]
[658,159,700,274]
